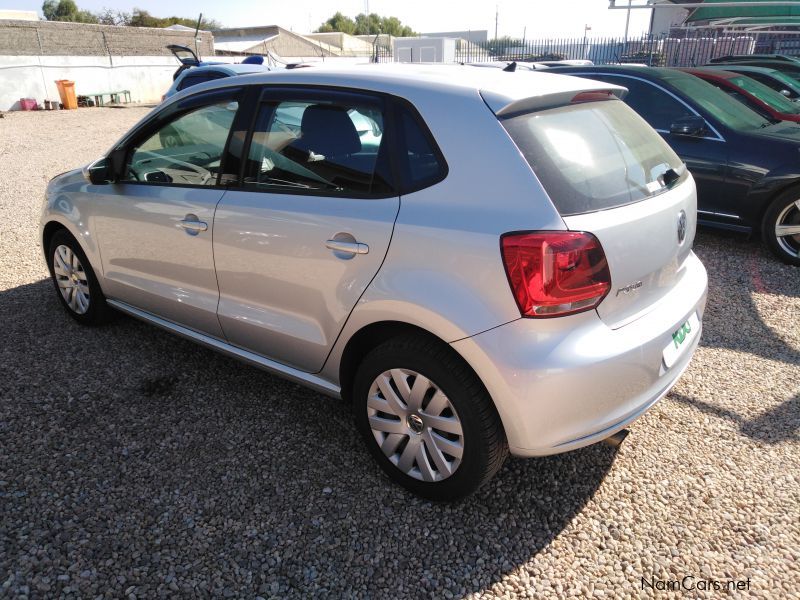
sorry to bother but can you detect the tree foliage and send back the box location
[315,12,416,37]
[42,0,98,24]
[485,36,524,53]
[42,1,221,29]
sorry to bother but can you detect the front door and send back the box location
[213,89,400,372]
[93,89,242,336]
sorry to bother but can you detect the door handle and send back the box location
[179,214,208,235]
[325,239,369,255]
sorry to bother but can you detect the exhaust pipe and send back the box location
[603,429,630,449]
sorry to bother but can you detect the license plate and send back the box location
[663,312,700,369]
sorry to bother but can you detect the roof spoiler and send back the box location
[481,81,627,117]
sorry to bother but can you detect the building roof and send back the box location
[212,25,334,57]
[685,0,800,23]
[0,10,38,21]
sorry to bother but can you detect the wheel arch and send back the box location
[335,320,494,408]
[42,220,70,257]
[744,172,800,229]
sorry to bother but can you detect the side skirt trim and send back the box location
[107,299,341,399]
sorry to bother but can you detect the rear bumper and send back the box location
[451,251,708,456]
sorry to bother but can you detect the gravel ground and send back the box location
[0,107,798,599]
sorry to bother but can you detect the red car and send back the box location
[681,67,800,124]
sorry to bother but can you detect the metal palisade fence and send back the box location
[374,31,800,66]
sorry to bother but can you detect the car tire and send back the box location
[762,189,800,266]
[47,229,114,325]
[352,333,508,501]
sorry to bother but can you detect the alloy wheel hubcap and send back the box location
[53,245,90,315]
[367,368,464,482]
[775,199,800,258]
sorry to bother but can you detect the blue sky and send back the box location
[5,0,654,36]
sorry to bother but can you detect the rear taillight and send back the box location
[500,231,611,318]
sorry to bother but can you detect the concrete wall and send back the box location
[0,19,213,56]
[0,19,217,110]
[0,55,177,110]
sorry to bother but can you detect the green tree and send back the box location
[95,7,131,26]
[316,12,415,36]
[42,2,221,29]
[316,11,357,34]
[128,9,220,30]
[485,36,523,53]
[42,0,98,23]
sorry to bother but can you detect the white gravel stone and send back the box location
[0,106,798,599]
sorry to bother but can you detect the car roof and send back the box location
[681,67,739,80]
[167,63,627,116]
[181,63,272,76]
[548,64,700,83]
[710,64,784,75]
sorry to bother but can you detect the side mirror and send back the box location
[82,156,113,185]
[670,116,706,137]
[82,149,126,185]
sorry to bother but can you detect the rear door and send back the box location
[212,88,400,372]
[501,97,696,328]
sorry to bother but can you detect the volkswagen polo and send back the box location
[41,65,708,500]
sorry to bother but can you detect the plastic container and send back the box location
[19,98,37,111]
[54,80,78,110]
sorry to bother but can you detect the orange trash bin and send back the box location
[55,80,78,110]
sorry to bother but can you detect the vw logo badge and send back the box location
[677,210,687,245]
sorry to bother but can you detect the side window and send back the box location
[177,72,224,92]
[722,89,771,119]
[602,76,693,131]
[396,107,446,192]
[123,100,239,186]
[243,97,390,195]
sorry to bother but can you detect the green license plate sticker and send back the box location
[663,312,700,369]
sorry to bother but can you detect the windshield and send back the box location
[766,70,800,91]
[729,74,800,114]
[664,72,769,130]
[502,99,685,216]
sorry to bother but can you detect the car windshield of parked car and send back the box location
[664,73,769,130]
[502,99,684,216]
[729,74,800,114]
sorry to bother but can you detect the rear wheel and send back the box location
[352,333,507,501]
[762,190,800,266]
[47,229,113,325]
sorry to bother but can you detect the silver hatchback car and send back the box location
[41,65,708,500]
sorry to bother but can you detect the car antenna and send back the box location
[503,61,517,72]
[193,13,203,61]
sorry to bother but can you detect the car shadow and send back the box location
[669,392,799,445]
[692,228,800,367]
[1,279,616,597]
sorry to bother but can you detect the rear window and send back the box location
[501,99,684,216]
[177,72,225,91]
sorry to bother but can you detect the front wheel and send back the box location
[47,229,113,325]
[762,190,800,266]
[352,333,508,501]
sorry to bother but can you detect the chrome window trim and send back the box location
[572,72,727,143]
[698,209,741,220]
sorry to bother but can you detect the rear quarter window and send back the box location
[501,99,684,216]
